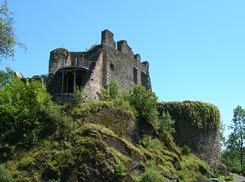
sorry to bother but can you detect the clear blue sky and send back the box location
[1,0,245,137]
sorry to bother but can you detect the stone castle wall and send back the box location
[47,30,151,103]
[101,30,151,90]
[157,101,221,168]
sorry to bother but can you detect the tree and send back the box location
[220,121,226,149]
[226,105,245,171]
[128,86,158,124]
[0,68,68,161]
[0,0,24,60]
[0,67,14,87]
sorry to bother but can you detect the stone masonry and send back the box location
[47,30,151,103]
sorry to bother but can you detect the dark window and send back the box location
[110,63,114,71]
[64,71,74,93]
[133,68,137,84]
[141,72,148,89]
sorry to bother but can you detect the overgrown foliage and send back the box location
[101,79,121,101]
[101,81,159,124]
[0,69,70,161]
[157,112,175,140]
[158,101,220,129]
[101,81,176,141]
[0,76,226,181]
[128,86,158,124]
[0,165,14,182]
[140,165,168,182]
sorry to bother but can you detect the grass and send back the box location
[1,101,222,182]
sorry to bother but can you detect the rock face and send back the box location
[158,101,221,168]
[47,30,151,103]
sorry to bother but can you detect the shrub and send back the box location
[0,71,69,160]
[100,80,136,116]
[128,86,158,124]
[157,112,175,140]
[140,136,163,151]
[17,158,35,170]
[73,86,84,104]
[0,165,14,182]
[182,145,191,155]
[224,175,233,181]
[101,80,120,101]
[113,163,126,182]
[141,166,167,182]
[0,78,52,148]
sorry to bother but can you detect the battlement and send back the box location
[101,29,116,48]
[48,30,152,101]
[134,54,141,62]
[117,40,134,57]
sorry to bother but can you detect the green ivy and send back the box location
[157,101,220,129]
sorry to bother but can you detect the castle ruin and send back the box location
[47,30,151,102]
[46,30,222,169]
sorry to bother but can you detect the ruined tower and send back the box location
[47,30,151,103]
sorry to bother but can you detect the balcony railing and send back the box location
[57,58,92,70]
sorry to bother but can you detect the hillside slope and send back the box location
[1,102,215,182]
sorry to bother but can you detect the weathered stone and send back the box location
[47,30,151,103]
[158,101,221,168]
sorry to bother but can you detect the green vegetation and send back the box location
[222,105,245,175]
[0,0,24,60]
[0,67,14,87]
[0,74,229,181]
[0,68,70,161]
[0,165,14,182]
[139,165,169,182]
[158,101,220,129]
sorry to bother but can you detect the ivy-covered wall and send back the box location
[157,101,221,168]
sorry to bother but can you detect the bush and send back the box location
[102,81,158,125]
[17,158,35,171]
[157,112,175,140]
[141,166,167,182]
[224,175,233,181]
[140,136,163,151]
[128,86,158,124]
[0,165,14,182]
[0,71,69,160]
[182,145,191,155]
[113,163,126,182]
[0,78,52,148]
[101,80,120,101]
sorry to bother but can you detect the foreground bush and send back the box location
[0,165,14,182]
[0,75,69,161]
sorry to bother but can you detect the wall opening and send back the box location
[64,71,74,93]
[133,68,137,84]
[110,63,114,71]
[141,72,148,89]
[76,70,90,89]
[60,69,91,94]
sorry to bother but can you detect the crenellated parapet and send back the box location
[48,30,152,102]
[101,29,116,48]
[117,40,134,58]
